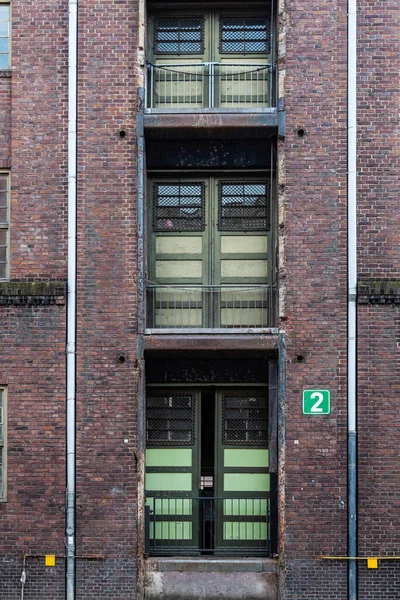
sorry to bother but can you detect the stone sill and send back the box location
[146,556,278,573]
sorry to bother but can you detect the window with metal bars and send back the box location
[147,393,196,445]
[154,17,204,55]
[218,180,270,232]
[0,388,6,500]
[0,173,9,280]
[153,182,205,232]
[222,393,268,445]
[219,17,270,54]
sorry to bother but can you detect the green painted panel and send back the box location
[146,497,192,515]
[224,449,269,468]
[151,521,192,540]
[223,522,267,541]
[223,498,267,516]
[146,448,192,467]
[146,472,192,492]
[224,473,270,492]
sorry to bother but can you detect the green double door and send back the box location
[147,10,272,109]
[148,174,271,329]
[146,387,271,555]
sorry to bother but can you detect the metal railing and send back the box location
[145,495,274,556]
[146,284,275,332]
[146,62,277,110]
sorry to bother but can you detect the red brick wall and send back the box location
[356,1,400,595]
[357,0,400,278]
[283,0,348,595]
[10,0,68,280]
[0,0,68,597]
[0,305,66,598]
[75,0,138,597]
[283,0,400,596]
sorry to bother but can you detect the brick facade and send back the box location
[0,0,398,599]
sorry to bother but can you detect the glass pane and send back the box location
[154,182,204,232]
[0,230,6,244]
[0,263,6,279]
[0,6,9,19]
[0,53,8,69]
[0,22,8,37]
[155,17,203,54]
[0,38,8,53]
[220,17,269,54]
[0,208,7,223]
[0,247,6,261]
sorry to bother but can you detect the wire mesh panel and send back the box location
[219,17,270,54]
[155,17,204,54]
[153,183,205,232]
[222,393,268,445]
[147,393,196,446]
[218,181,270,231]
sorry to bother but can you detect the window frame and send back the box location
[0,2,11,70]
[0,387,7,502]
[0,171,10,280]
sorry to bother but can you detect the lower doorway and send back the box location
[145,386,276,556]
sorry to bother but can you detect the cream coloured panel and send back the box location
[221,235,268,254]
[221,260,267,279]
[156,236,203,255]
[156,260,202,279]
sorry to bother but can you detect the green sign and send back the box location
[303,390,331,415]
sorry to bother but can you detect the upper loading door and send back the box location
[147,10,272,110]
[147,174,272,329]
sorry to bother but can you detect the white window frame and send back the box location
[0,171,10,280]
[0,2,11,70]
[0,386,7,502]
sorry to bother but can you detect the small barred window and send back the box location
[153,183,205,232]
[218,181,270,232]
[154,17,204,55]
[220,17,270,54]
[147,393,196,446]
[222,393,268,445]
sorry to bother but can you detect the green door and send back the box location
[215,388,270,555]
[147,174,272,329]
[147,10,272,109]
[146,389,201,554]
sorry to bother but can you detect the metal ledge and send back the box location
[143,332,279,352]
[144,110,278,131]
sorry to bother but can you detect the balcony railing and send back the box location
[145,495,275,556]
[146,62,277,111]
[146,284,276,332]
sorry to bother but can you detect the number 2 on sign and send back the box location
[309,391,324,413]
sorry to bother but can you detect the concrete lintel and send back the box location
[144,111,278,131]
[143,334,279,353]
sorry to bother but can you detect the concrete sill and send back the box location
[147,556,278,573]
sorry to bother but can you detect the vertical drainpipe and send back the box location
[347,1,357,599]
[66,1,78,599]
